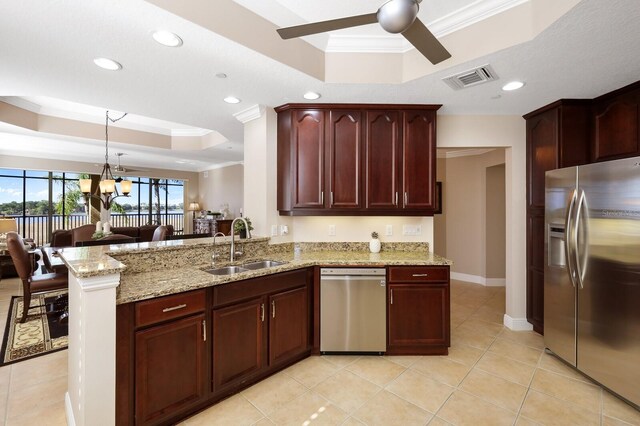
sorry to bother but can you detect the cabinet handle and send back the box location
[404,192,408,205]
[390,289,394,305]
[272,300,276,318]
[412,273,429,277]
[321,191,324,205]
[202,320,206,342]
[395,192,398,206]
[261,303,265,322]
[162,303,187,313]
[331,191,334,206]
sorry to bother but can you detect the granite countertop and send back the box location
[117,249,452,305]
[56,236,270,278]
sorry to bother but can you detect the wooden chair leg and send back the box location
[20,279,31,323]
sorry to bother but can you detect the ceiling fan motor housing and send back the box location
[377,0,419,33]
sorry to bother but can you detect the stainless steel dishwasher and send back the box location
[320,268,386,353]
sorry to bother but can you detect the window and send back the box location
[0,168,185,244]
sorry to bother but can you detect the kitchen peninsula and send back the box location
[58,237,451,426]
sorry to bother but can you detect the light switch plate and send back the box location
[328,225,336,236]
[385,225,393,236]
[279,225,289,235]
[403,224,422,236]
[271,225,277,236]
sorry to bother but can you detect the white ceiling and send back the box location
[1,0,640,171]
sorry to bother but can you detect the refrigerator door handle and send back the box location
[574,189,588,289]
[565,189,578,287]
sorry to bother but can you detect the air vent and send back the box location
[442,65,498,90]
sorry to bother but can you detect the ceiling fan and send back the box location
[276,0,451,65]
[94,153,147,181]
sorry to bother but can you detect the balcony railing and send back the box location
[9,212,184,246]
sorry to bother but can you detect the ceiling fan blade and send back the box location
[277,13,378,39]
[402,18,451,65]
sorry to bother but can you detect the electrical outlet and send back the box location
[271,225,277,236]
[328,224,336,236]
[385,225,393,236]
[203,171,208,178]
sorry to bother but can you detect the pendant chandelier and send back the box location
[80,111,132,210]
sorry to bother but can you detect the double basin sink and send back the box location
[204,260,287,276]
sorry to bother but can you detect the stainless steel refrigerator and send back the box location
[545,156,640,408]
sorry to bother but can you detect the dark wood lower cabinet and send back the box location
[269,286,309,365]
[387,266,450,355]
[117,265,449,424]
[212,298,266,393]
[135,313,207,426]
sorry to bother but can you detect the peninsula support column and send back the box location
[65,272,120,426]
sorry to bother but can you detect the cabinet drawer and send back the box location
[388,266,449,283]
[213,269,309,308]
[135,289,206,328]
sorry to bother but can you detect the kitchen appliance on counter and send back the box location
[545,156,640,408]
[320,268,387,353]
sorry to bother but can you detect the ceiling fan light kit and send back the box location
[276,0,451,65]
[80,110,132,210]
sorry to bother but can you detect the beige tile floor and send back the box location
[0,277,638,425]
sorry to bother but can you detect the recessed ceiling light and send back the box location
[215,73,227,79]
[502,81,525,91]
[303,92,321,100]
[152,30,183,47]
[93,57,122,71]
[223,96,241,104]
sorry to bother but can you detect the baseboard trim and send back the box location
[451,272,506,287]
[65,392,76,426]
[485,278,506,287]
[503,315,534,331]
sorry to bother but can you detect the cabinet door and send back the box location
[269,286,309,366]
[365,110,401,209]
[593,98,639,161]
[328,110,362,208]
[402,110,436,209]
[212,298,266,392]
[526,109,558,208]
[292,110,325,208]
[388,283,448,349]
[135,314,207,425]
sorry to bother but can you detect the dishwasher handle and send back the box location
[321,275,386,282]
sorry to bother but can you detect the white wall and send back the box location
[198,164,243,218]
[437,115,528,330]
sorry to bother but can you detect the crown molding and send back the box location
[429,0,529,38]
[197,161,244,172]
[233,104,266,124]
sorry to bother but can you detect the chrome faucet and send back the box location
[230,217,251,262]
[211,232,226,266]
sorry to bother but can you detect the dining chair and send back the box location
[6,232,68,323]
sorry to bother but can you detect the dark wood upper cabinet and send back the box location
[276,104,441,216]
[268,286,309,366]
[365,110,401,209]
[328,110,362,209]
[593,84,640,161]
[292,109,325,208]
[135,314,207,426]
[402,110,436,210]
[212,298,266,393]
